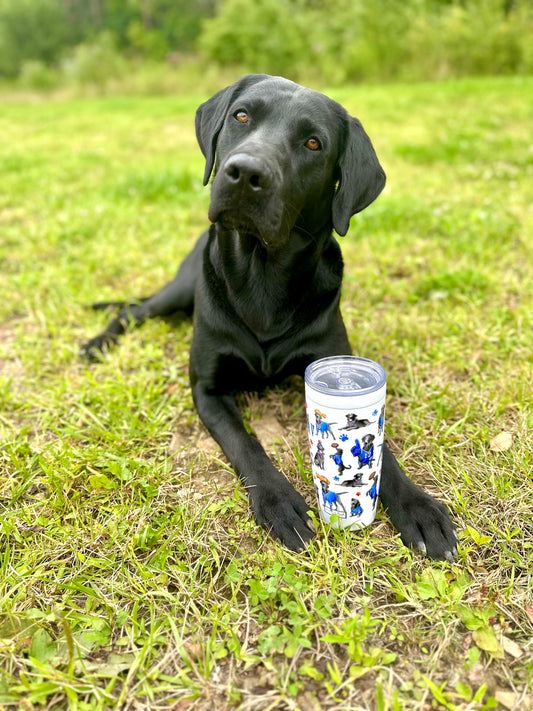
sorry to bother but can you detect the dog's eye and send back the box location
[305,137,321,151]
[235,111,249,123]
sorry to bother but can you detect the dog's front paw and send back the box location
[251,478,315,551]
[80,333,118,362]
[387,489,458,561]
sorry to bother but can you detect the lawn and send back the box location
[0,75,532,710]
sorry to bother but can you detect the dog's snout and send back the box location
[223,154,272,191]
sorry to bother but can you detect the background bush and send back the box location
[0,0,532,90]
[60,31,127,88]
[200,0,533,84]
[0,0,73,77]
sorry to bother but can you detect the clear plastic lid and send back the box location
[305,356,386,397]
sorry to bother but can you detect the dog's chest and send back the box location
[226,256,298,343]
[212,291,309,385]
[216,342,298,388]
[234,294,292,343]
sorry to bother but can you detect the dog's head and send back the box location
[195,74,385,248]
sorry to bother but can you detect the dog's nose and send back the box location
[223,154,272,191]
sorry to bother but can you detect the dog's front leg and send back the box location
[192,381,315,550]
[380,444,458,561]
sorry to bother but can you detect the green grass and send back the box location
[1,75,532,710]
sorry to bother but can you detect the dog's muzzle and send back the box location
[209,152,285,247]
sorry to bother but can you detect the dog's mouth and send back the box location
[217,211,259,236]
[212,209,276,248]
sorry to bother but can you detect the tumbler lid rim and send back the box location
[304,355,387,397]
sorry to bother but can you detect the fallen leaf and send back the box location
[472,627,504,658]
[495,690,532,710]
[494,691,516,709]
[490,431,513,452]
[183,642,202,657]
[84,652,136,677]
[500,635,523,658]
[18,523,45,533]
[296,692,323,710]
[88,473,116,490]
[170,701,195,711]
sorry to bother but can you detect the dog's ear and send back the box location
[332,115,386,236]
[195,74,271,186]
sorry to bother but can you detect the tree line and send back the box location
[0,0,531,84]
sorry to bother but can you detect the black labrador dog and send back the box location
[82,74,457,560]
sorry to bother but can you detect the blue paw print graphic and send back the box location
[339,433,349,442]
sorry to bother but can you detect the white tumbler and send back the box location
[304,356,387,529]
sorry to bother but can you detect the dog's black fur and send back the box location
[82,74,457,560]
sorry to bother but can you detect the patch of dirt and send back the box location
[169,421,234,497]
[168,386,312,508]
[249,412,286,454]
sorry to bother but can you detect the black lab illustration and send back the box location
[314,442,325,470]
[341,413,374,430]
[343,472,365,488]
[81,74,457,560]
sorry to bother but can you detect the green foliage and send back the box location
[321,608,396,667]
[0,0,214,80]
[1,0,532,87]
[404,0,531,79]
[200,0,533,83]
[126,20,170,62]
[455,603,505,658]
[0,0,72,77]
[199,0,309,77]
[18,59,59,90]
[104,0,212,56]
[414,568,470,603]
[61,31,127,87]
